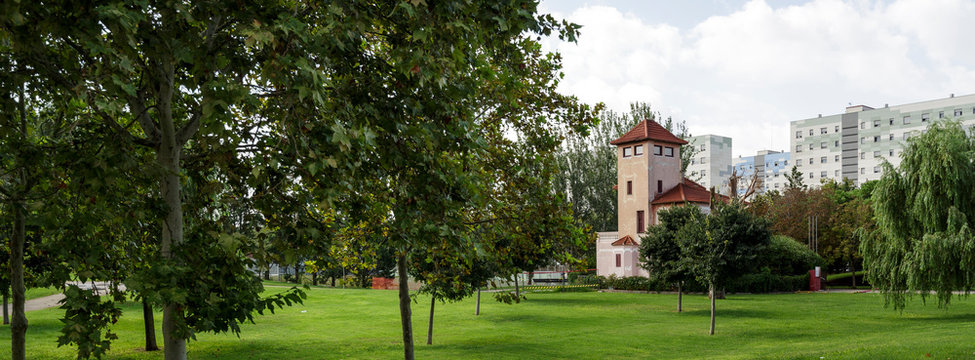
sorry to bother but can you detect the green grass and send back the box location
[2,287,975,359]
[24,288,60,301]
[826,271,867,282]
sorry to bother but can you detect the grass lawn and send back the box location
[2,287,975,359]
[24,288,60,301]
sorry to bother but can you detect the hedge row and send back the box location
[590,273,810,293]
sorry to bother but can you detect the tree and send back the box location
[3,3,320,358]
[785,165,806,191]
[640,206,700,312]
[678,200,771,335]
[862,120,975,310]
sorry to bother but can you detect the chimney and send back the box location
[818,114,822,118]
[951,93,955,98]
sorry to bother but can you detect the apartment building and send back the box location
[790,94,975,186]
[685,135,733,194]
[733,150,791,196]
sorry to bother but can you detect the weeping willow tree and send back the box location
[862,120,975,310]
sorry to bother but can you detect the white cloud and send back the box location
[540,0,975,156]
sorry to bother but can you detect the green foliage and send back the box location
[639,205,698,290]
[759,235,825,275]
[56,286,122,359]
[680,202,773,288]
[785,165,806,191]
[863,120,975,310]
[725,271,809,293]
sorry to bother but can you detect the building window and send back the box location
[690,159,696,165]
[657,180,662,194]
[700,157,706,164]
[861,137,866,144]
[784,160,789,165]
[795,145,802,153]
[889,118,894,125]
[634,145,644,156]
[955,108,963,117]
[809,129,814,136]
[835,170,840,177]
[820,171,827,178]
[889,134,894,141]
[808,144,814,150]
[700,145,706,151]
[808,158,813,165]
[873,119,881,127]
[874,166,881,173]
[701,170,707,177]
[889,149,895,156]
[795,131,802,139]
[921,113,930,122]
[808,172,814,179]
[860,122,865,129]
[874,136,880,142]
[637,211,645,233]
[903,115,911,124]
[616,254,621,268]
[797,162,802,167]
[939,111,945,119]
[627,181,633,195]
[834,140,839,147]
[664,147,674,157]
[834,125,840,133]
[860,152,865,159]
[874,151,881,158]
[834,155,840,162]
[860,168,865,174]
[820,127,827,134]
[820,142,827,149]
[623,147,633,157]
[653,145,662,156]
[820,156,827,164]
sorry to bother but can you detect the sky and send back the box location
[538,0,975,156]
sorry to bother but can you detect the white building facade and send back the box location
[686,134,733,194]
[790,94,975,186]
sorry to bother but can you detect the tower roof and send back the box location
[610,119,689,146]
[651,178,729,205]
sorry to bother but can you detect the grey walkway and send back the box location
[4,281,123,313]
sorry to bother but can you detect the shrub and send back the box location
[759,235,825,275]
[726,270,809,293]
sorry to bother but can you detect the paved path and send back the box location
[4,281,122,313]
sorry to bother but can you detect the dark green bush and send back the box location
[759,235,825,275]
[727,270,809,293]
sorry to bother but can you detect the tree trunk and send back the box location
[263,269,270,281]
[3,291,8,325]
[475,288,481,316]
[294,263,301,284]
[677,282,683,313]
[396,254,414,360]
[514,275,520,298]
[312,271,318,286]
[156,61,188,360]
[851,256,857,289]
[528,271,534,285]
[10,201,27,360]
[426,297,435,345]
[143,298,159,351]
[709,281,716,335]
[331,276,336,287]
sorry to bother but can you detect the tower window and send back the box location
[657,180,663,194]
[636,211,645,233]
[664,147,674,157]
[615,254,621,267]
[653,145,662,156]
[623,147,633,157]
[627,181,633,195]
[634,145,644,156]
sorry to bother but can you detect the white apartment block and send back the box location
[790,93,975,186]
[686,135,733,194]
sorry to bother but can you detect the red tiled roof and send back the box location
[610,119,689,146]
[611,235,638,246]
[651,178,730,205]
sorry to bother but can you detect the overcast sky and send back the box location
[538,0,975,156]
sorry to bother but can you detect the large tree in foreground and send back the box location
[639,206,698,312]
[863,120,975,310]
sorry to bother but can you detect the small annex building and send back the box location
[596,119,728,278]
